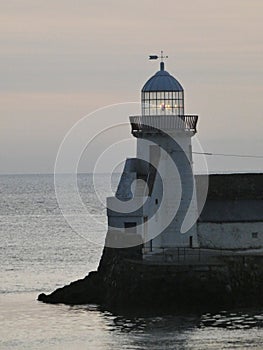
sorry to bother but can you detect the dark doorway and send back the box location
[189,236,193,248]
[150,239,153,252]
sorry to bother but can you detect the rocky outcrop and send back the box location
[38,239,263,312]
[38,240,143,308]
[38,271,102,305]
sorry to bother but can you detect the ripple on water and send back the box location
[200,309,263,329]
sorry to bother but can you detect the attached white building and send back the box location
[196,173,263,250]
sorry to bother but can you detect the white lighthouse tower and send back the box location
[107,54,199,257]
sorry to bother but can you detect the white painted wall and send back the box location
[198,222,263,249]
[136,131,199,250]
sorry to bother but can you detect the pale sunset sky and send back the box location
[0,0,262,174]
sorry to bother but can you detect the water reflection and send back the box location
[101,308,263,350]
[200,310,263,329]
[2,293,263,349]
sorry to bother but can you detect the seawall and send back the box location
[38,243,263,313]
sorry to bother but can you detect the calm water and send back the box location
[1,174,263,349]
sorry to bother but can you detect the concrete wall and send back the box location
[198,222,263,249]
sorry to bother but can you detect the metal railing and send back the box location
[130,115,198,134]
[142,246,236,264]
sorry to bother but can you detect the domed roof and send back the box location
[142,62,183,92]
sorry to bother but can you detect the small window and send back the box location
[252,232,258,239]
[124,222,137,234]
[155,198,158,205]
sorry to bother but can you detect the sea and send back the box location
[1,173,263,350]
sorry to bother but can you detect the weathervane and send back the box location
[149,50,168,70]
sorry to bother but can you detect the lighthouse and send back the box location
[39,53,263,310]
[107,54,199,257]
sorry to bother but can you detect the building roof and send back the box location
[198,199,263,222]
[196,173,263,222]
[196,173,263,201]
[141,62,184,92]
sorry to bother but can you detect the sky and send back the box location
[0,0,262,174]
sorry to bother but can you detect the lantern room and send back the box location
[141,61,184,116]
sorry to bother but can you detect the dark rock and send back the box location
[37,271,102,305]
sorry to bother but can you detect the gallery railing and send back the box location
[130,115,198,134]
